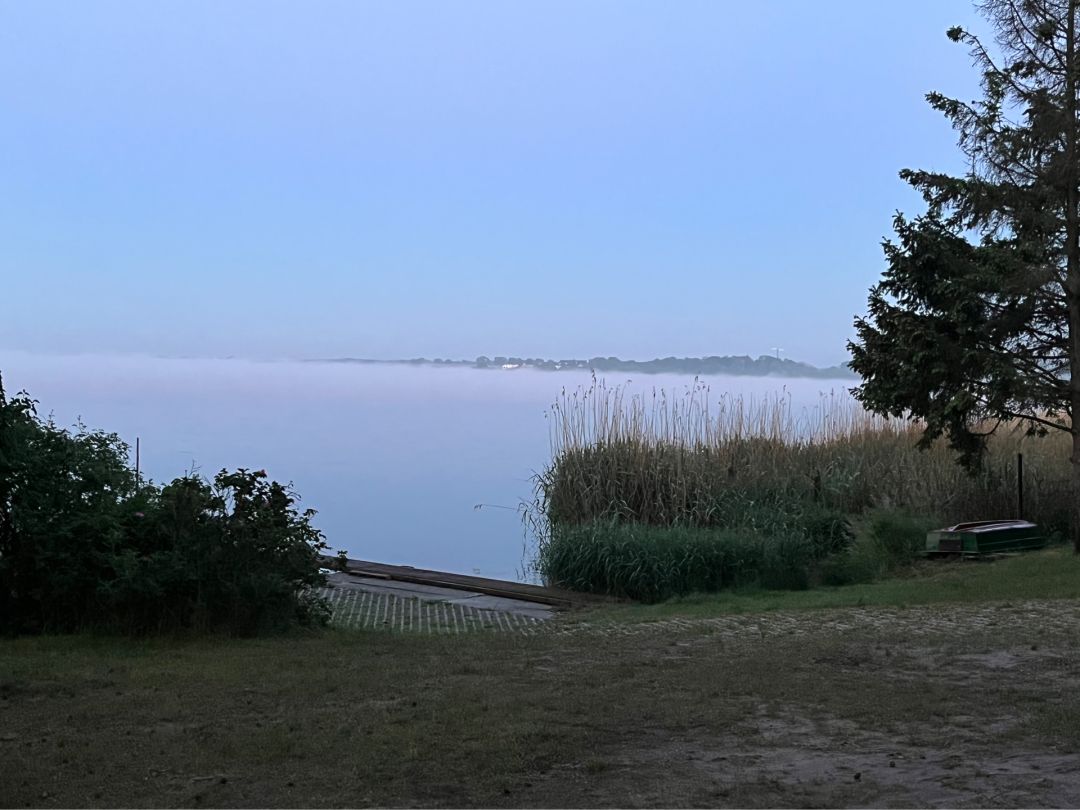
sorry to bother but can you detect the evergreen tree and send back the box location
[850,0,1080,549]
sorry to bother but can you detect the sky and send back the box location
[0,1,986,368]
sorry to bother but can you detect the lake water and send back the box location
[0,352,855,581]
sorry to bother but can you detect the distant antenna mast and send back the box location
[770,347,784,360]
[135,437,141,489]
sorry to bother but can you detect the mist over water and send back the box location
[1,352,857,581]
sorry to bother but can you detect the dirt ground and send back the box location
[534,600,1080,808]
[3,599,1080,808]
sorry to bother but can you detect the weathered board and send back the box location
[318,555,604,607]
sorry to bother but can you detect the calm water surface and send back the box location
[1,352,854,581]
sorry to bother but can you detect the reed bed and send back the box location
[532,378,1072,600]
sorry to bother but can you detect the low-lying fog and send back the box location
[1,352,857,581]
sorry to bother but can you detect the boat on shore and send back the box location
[924,519,1046,557]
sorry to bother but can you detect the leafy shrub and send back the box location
[0,374,329,636]
[817,537,888,586]
[817,509,939,586]
[868,509,938,566]
[103,470,330,635]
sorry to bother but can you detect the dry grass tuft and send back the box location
[540,377,1071,529]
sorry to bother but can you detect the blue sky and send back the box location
[0,1,983,367]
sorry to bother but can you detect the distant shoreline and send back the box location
[309,354,857,380]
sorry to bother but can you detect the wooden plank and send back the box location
[318,555,601,607]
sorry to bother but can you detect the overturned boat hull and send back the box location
[924,519,1046,556]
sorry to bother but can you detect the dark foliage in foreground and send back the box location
[0,373,329,635]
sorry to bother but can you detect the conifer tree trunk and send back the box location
[1067,1,1080,553]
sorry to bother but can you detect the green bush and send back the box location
[0,373,329,636]
[817,538,888,586]
[817,509,939,586]
[868,509,938,566]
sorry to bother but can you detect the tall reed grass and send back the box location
[531,378,1071,600]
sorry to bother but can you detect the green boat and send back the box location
[924,519,1046,557]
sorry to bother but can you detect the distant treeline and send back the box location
[318,354,856,379]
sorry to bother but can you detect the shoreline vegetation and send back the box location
[311,353,856,379]
[531,379,1072,601]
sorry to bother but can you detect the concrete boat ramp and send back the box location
[318,557,591,634]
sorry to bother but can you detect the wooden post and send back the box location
[1017,452,1024,520]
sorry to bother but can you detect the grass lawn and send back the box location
[577,545,1080,623]
[5,567,1080,807]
